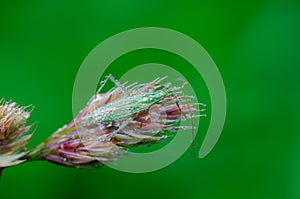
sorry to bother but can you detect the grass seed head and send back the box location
[0,99,33,168]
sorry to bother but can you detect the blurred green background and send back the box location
[1,0,299,198]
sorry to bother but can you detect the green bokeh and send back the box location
[0,0,299,198]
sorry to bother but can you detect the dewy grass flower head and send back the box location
[0,99,33,168]
[25,75,203,168]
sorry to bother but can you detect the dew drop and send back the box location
[23,112,29,119]
[142,97,148,102]
[161,135,168,139]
